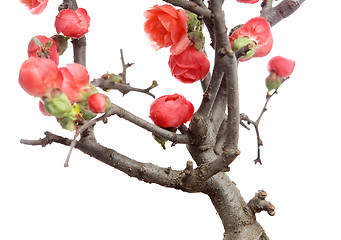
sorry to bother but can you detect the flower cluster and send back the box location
[18,4,109,131]
[144,4,210,84]
[19,58,111,131]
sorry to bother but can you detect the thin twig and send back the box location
[63,107,116,167]
[120,49,134,84]
[240,90,278,164]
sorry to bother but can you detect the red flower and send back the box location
[55,8,90,39]
[149,94,194,128]
[230,17,273,61]
[169,45,210,83]
[237,0,259,3]
[18,58,63,97]
[87,93,109,114]
[267,56,295,78]
[20,0,48,15]
[144,4,190,55]
[28,35,59,66]
[59,63,90,103]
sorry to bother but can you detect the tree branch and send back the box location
[21,131,201,193]
[162,0,211,18]
[261,0,306,26]
[109,103,190,144]
[240,90,278,164]
[195,0,230,119]
[91,78,157,98]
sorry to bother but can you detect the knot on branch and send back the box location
[247,190,275,216]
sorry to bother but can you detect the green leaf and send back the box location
[32,36,43,48]
[44,41,53,50]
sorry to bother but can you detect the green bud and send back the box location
[152,133,167,150]
[81,108,97,120]
[51,34,69,55]
[233,37,256,60]
[44,41,53,50]
[265,72,283,92]
[43,90,72,118]
[79,86,99,103]
[58,117,76,131]
[186,12,199,32]
[108,74,122,83]
[188,30,205,52]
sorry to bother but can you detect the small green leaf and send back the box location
[32,36,43,48]
[44,41,53,50]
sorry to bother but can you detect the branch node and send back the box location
[247,190,275,216]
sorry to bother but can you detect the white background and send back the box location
[1,0,340,239]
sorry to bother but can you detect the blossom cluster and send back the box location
[19,3,110,131]
[142,3,296,138]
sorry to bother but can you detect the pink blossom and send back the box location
[230,17,273,61]
[169,45,210,83]
[144,4,190,55]
[267,56,296,78]
[59,63,90,103]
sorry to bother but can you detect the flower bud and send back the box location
[58,117,76,131]
[87,93,111,114]
[232,37,256,60]
[19,57,63,97]
[28,35,59,65]
[43,89,73,118]
[102,73,123,83]
[265,72,283,92]
[149,94,194,128]
[55,8,90,39]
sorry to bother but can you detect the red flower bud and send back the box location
[144,4,190,55]
[18,58,63,97]
[55,8,90,39]
[59,63,90,103]
[230,17,273,61]
[87,93,110,114]
[149,94,194,128]
[20,0,48,15]
[28,35,59,65]
[267,56,295,79]
[168,45,210,83]
[237,0,259,3]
